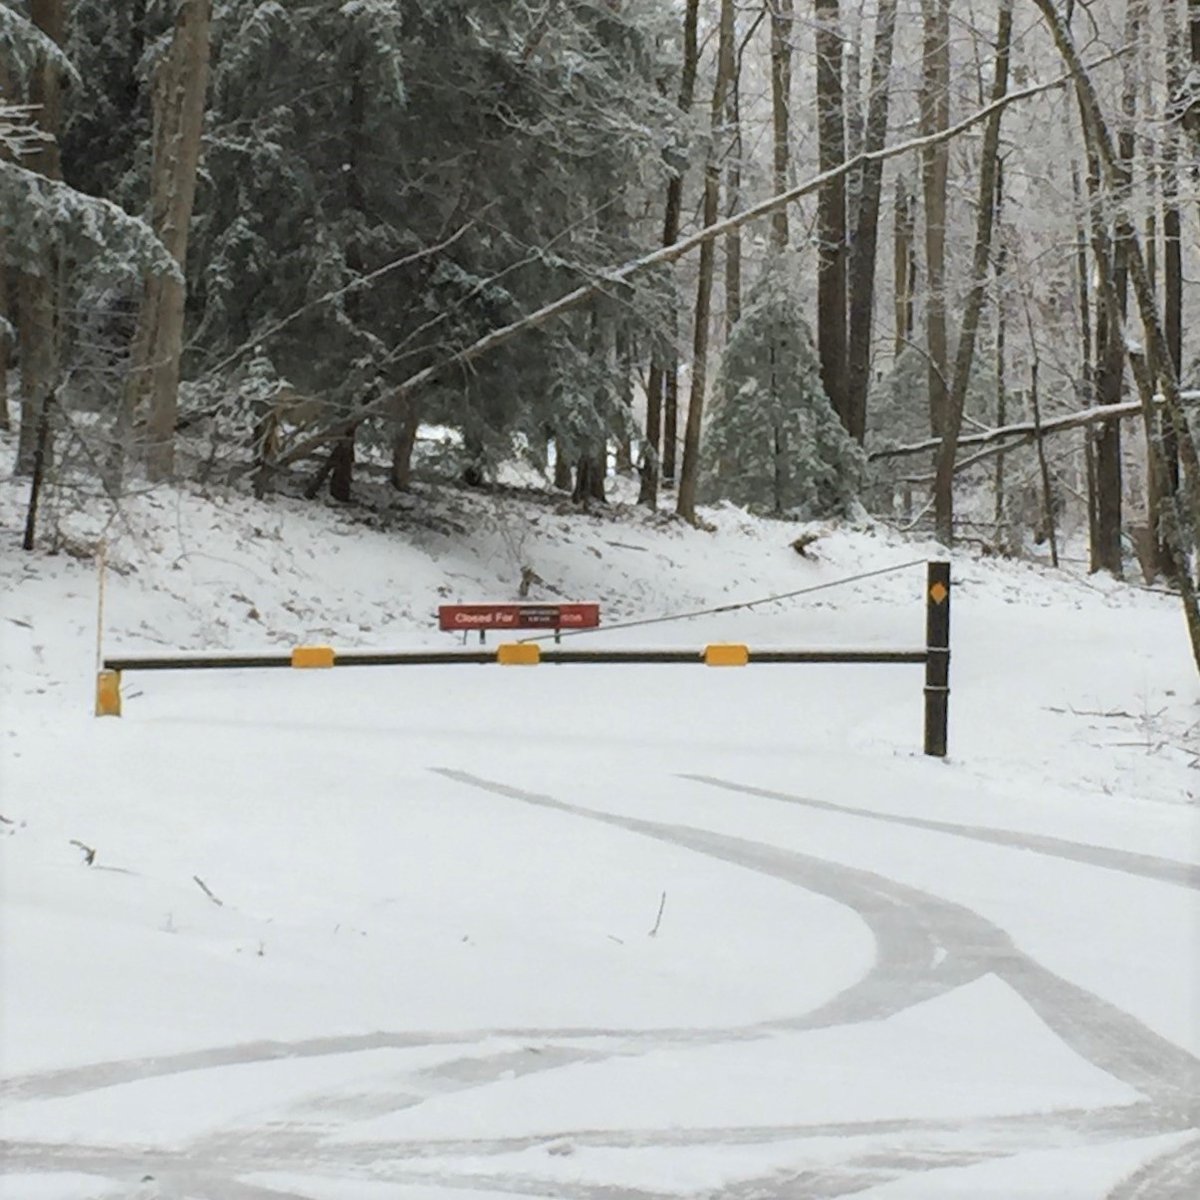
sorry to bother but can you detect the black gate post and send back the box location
[924,561,951,757]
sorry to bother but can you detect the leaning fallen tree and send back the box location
[257,67,1092,478]
[869,392,1200,469]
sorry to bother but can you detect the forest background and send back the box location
[3,0,1200,663]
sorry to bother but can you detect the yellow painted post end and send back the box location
[95,670,122,717]
[704,643,749,667]
[497,642,541,666]
[292,645,336,669]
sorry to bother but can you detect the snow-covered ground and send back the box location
[2,441,1198,1199]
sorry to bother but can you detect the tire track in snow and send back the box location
[683,775,1200,890]
[5,770,1194,1198]
[1106,1134,1200,1199]
[437,769,1200,1111]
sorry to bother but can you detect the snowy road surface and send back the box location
[3,657,1198,1200]
[3,485,1199,1199]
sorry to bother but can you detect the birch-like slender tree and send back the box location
[932,0,1012,545]
[639,0,699,509]
[121,0,212,483]
[676,0,735,524]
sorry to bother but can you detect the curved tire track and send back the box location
[685,775,1200,891]
[437,769,1200,1111]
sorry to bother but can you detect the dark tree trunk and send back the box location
[1072,161,1097,555]
[330,54,371,503]
[615,327,635,473]
[892,176,916,356]
[390,402,421,491]
[15,0,65,476]
[723,17,747,336]
[329,432,355,502]
[0,54,11,433]
[572,452,606,504]
[845,0,897,445]
[22,393,53,551]
[637,363,663,504]
[639,0,699,510]
[553,437,573,490]
[1161,0,1185,571]
[815,0,849,432]
[769,0,794,251]
[662,351,679,486]
[920,0,950,438]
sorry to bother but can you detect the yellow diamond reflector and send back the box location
[929,582,949,605]
[497,642,541,665]
[292,645,336,668]
[704,643,749,667]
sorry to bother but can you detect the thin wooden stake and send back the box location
[95,539,108,675]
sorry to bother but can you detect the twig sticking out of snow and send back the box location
[648,891,667,937]
[193,875,224,906]
[69,839,96,866]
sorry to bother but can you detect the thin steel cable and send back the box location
[519,558,929,643]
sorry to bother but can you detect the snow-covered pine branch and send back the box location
[0,159,177,282]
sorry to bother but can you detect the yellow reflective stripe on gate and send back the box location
[292,646,336,668]
[704,643,749,667]
[497,642,541,665]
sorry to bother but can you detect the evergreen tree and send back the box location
[702,262,864,517]
[179,0,675,492]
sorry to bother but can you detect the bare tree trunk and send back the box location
[676,0,734,524]
[1072,161,1098,556]
[769,0,794,252]
[615,325,634,472]
[920,0,950,438]
[1161,0,1186,570]
[0,53,11,434]
[124,0,212,483]
[845,0,897,444]
[816,0,849,431]
[639,0,699,509]
[637,363,663,503]
[662,351,679,485]
[724,14,750,335]
[933,0,1012,545]
[1080,0,1148,580]
[892,175,916,357]
[22,392,53,550]
[553,437,573,490]
[994,164,1010,538]
[1092,316,1125,574]
[572,450,606,504]
[15,0,65,476]
[1019,289,1060,568]
[0,250,8,433]
[1028,365,1059,567]
[391,405,421,489]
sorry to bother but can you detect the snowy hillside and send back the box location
[2,441,1198,1199]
